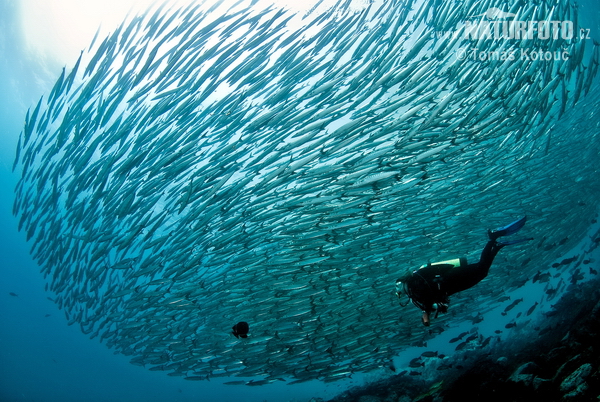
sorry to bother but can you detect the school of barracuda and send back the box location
[12,0,600,385]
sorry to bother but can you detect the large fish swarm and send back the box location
[12,0,600,385]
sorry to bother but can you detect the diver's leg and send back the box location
[477,239,504,274]
[444,219,531,295]
[466,239,505,283]
[444,240,504,294]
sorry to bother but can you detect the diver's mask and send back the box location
[395,280,410,307]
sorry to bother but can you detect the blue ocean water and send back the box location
[1,0,599,401]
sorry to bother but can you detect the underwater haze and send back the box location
[1,0,600,401]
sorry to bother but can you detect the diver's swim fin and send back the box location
[489,216,527,240]
[496,237,534,246]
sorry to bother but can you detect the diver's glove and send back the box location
[432,303,449,318]
[422,312,430,326]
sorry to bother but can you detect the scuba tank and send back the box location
[418,257,468,270]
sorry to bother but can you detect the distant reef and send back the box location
[323,276,600,402]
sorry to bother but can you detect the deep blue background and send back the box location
[1,1,599,401]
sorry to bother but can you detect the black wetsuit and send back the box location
[403,239,505,314]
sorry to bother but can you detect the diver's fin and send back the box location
[489,216,527,240]
[496,237,533,246]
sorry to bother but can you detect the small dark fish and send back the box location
[494,330,502,334]
[224,381,246,385]
[437,363,453,370]
[465,333,479,342]
[449,336,463,343]
[497,296,511,302]
[503,298,524,313]
[455,341,468,351]
[469,313,484,324]
[184,375,209,381]
[505,321,517,329]
[9,292,18,297]
[421,351,438,358]
[570,269,584,284]
[45,314,51,317]
[559,256,577,266]
[526,302,539,316]
[409,371,422,376]
[590,267,598,275]
[409,357,424,368]
[457,331,469,339]
[532,271,551,283]
[245,379,271,386]
[232,321,249,338]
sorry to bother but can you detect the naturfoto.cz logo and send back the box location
[435,7,592,41]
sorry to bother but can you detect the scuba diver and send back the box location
[396,216,532,326]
